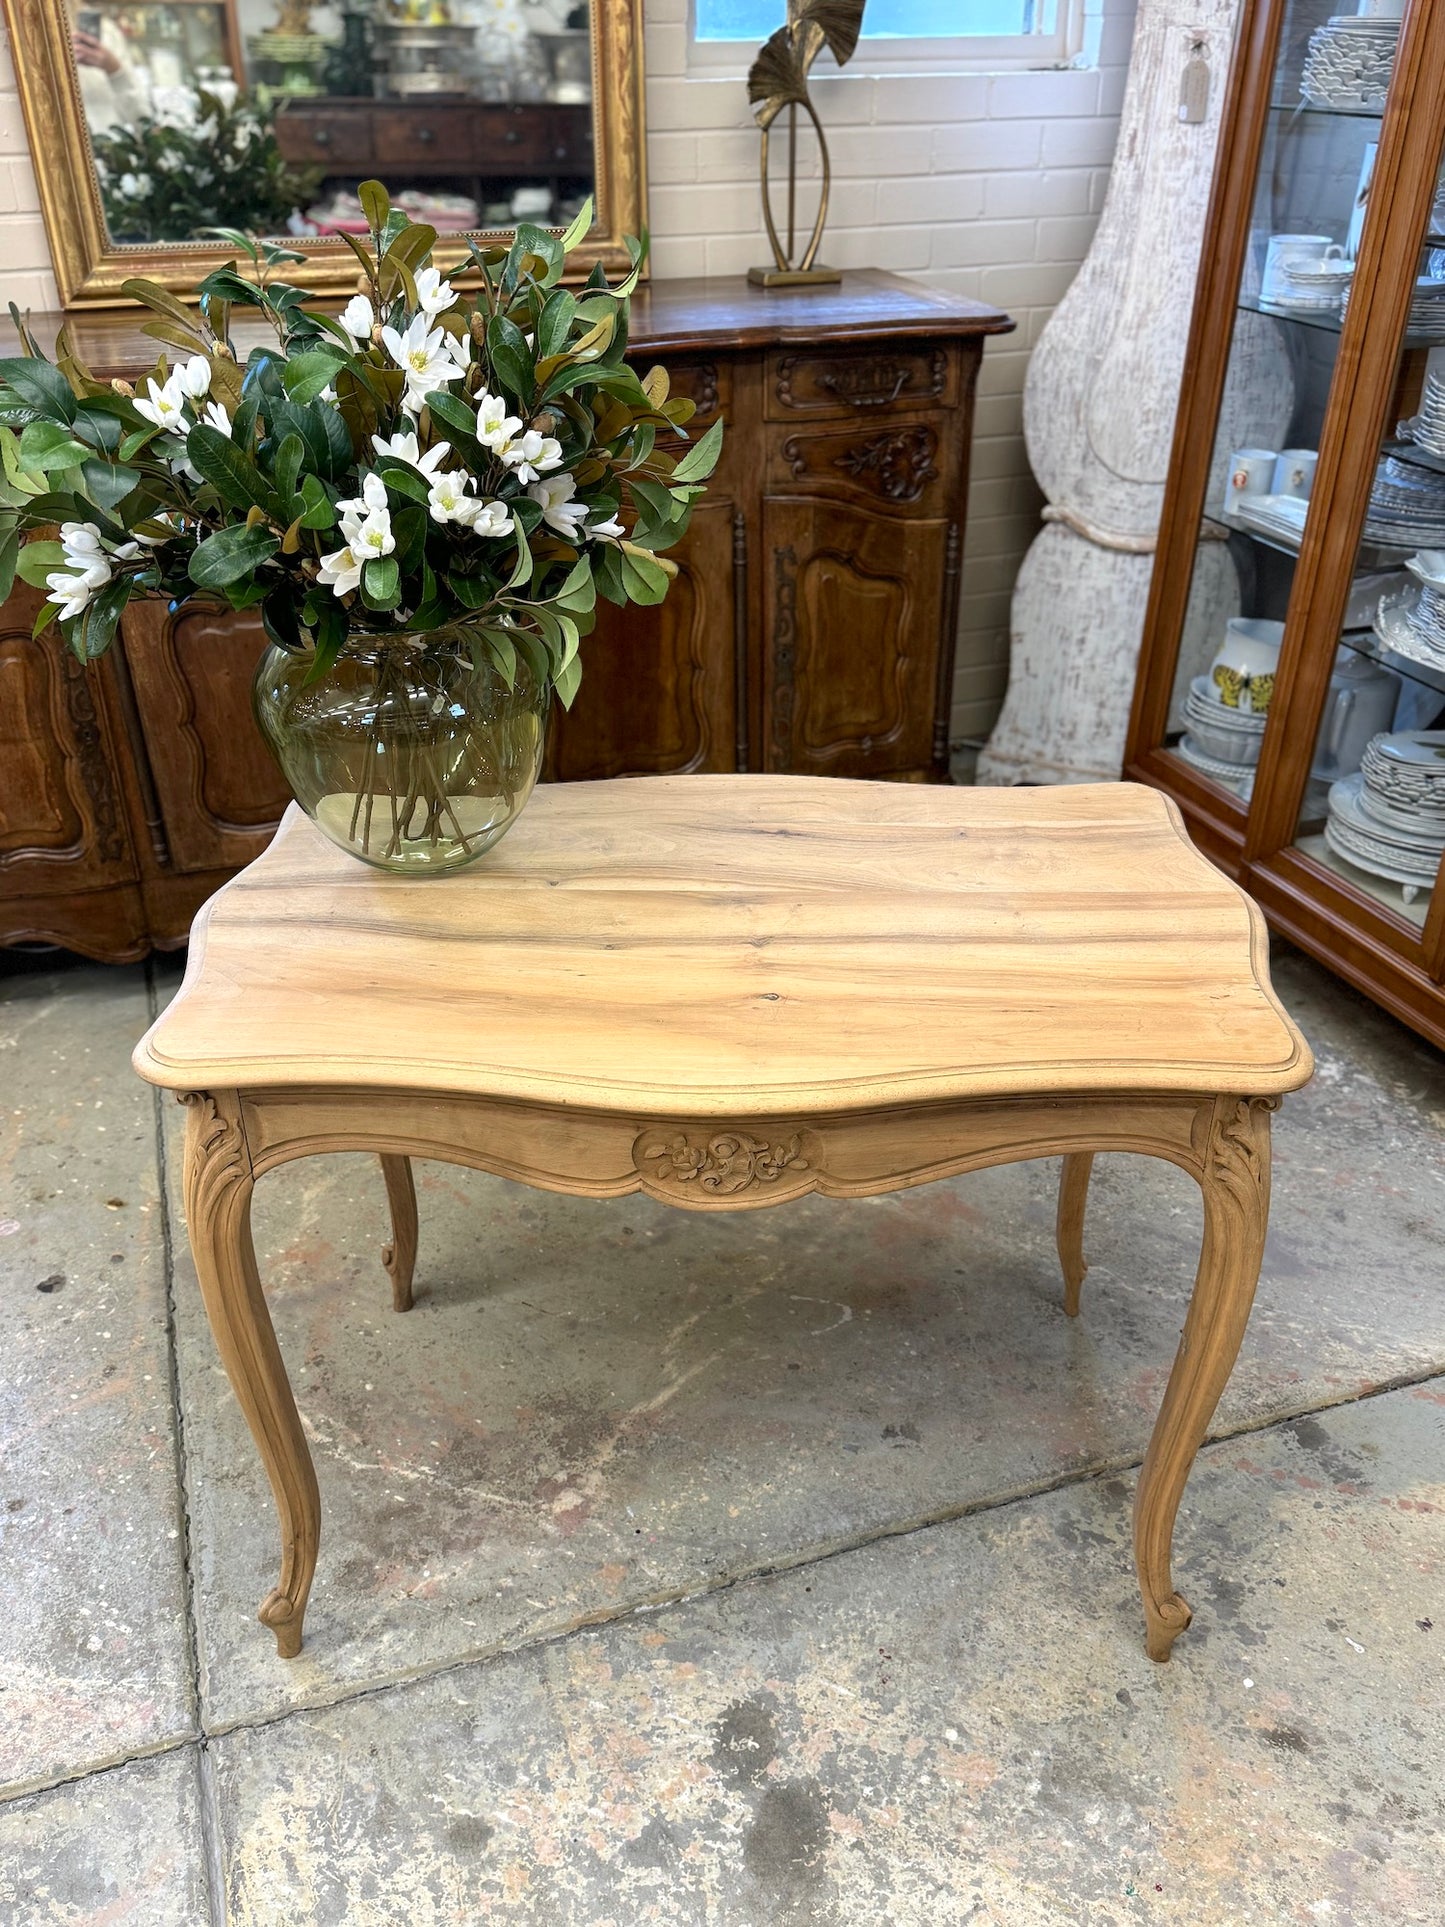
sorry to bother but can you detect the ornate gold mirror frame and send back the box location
[1,0,646,308]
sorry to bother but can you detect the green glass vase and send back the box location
[253,629,549,875]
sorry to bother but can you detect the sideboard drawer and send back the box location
[768,420,947,512]
[766,344,957,421]
[374,108,475,167]
[272,105,374,167]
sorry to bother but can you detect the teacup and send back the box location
[1211,616,1285,713]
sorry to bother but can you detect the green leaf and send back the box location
[303,601,349,684]
[0,527,19,605]
[486,314,535,406]
[361,555,400,609]
[224,578,270,611]
[447,573,496,611]
[261,586,303,653]
[373,459,430,507]
[282,350,347,405]
[186,422,279,515]
[505,520,533,592]
[480,627,517,690]
[72,571,133,661]
[559,197,595,255]
[553,555,596,614]
[553,651,582,709]
[628,476,674,524]
[379,207,410,255]
[0,357,77,423]
[274,433,305,510]
[393,504,427,574]
[670,416,725,484]
[593,540,627,605]
[359,179,391,239]
[119,425,164,462]
[18,419,92,472]
[298,473,336,530]
[514,222,564,288]
[16,538,65,587]
[188,523,280,590]
[80,458,141,513]
[536,288,577,361]
[620,547,670,606]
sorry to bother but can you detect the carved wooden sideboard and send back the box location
[0,272,1011,960]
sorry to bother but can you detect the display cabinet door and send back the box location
[545,500,740,782]
[119,603,291,874]
[761,497,946,778]
[0,591,135,897]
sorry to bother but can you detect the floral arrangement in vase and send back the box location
[0,185,722,871]
[92,83,309,244]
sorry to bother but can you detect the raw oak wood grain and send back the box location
[136,776,1311,1664]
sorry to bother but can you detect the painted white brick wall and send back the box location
[0,1,1140,744]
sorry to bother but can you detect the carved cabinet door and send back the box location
[118,603,292,874]
[0,590,136,900]
[761,498,948,779]
[545,499,741,781]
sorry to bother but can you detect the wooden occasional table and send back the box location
[134,777,1312,1663]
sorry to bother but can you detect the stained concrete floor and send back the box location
[0,941,1442,1925]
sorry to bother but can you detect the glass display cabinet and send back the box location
[1126,0,1445,1047]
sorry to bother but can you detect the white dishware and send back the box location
[1273,449,1319,499]
[1301,18,1399,111]
[1311,647,1400,783]
[1223,448,1278,516]
[1261,235,1333,306]
[1361,729,1445,807]
[1229,493,1311,548]
[1175,735,1253,791]
[1210,616,1285,712]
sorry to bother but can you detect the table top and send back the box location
[133,778,1312,1115]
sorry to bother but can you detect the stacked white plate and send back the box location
[1363,456,1445,549]
[1300,15,1399,110]
[1326,733,1445,901]
[1229,492,1311,549]
[1399,367,1445,458]
[1344,274,1445,343]
[1373,552,1445,672]
[1177,673,1268,788]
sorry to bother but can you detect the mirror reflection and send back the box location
[69,1,595,247]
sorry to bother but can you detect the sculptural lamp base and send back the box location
[747,263,842,288]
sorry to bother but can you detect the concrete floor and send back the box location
[0,941,1442,1925]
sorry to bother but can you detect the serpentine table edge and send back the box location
[133,775,1313,1665]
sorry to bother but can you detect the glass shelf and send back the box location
[1268,96,1385,121]
[1338,623,1445,696]
[1238,295,1445,351]
[1217,509,1411,565]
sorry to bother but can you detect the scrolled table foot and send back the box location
[379,1154,418,1313]
[259,1587,306,1659]
[1142,1589,1192,1663]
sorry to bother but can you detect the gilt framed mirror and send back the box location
[2,0,646,306]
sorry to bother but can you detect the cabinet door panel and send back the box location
[546,502,739,781]
[120,603,290,874]
[0,591,135,896]
[763,498,946,778]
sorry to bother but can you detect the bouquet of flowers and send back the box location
[0,185,722,869]
[91,83,307,244]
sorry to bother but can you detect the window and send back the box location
[691,0,1082,72]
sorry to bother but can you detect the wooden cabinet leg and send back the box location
[379,1154,418,1313]
[182,1091,319,1660]
[1135,1096,1275,1662]
[1056,1151,1093,1316]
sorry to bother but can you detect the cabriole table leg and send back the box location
[379,1154,418,1313]
[181,1090,320,1659]
[1134,1094,1276,1662]
[1056,1151,1094,1317]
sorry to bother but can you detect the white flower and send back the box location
[178,356,212,400]
[381,314,467,408]
[340,295,375,345]
[371,429,449,478]
[318,385,338,403]
[60,521,108,568]
[134,374,187,434]
[501,429,562,485]
[414,268,456,319]
[589,511,625,541]
[338,471,391,539]
[475,392,523,453]
[202,400,232,438]
[528,472,587,539]
[427,470,481,526]
[117,171,151,199]
[317,544,364,597]
[337,476,395,563]
[471,499,514,538]
[45,556,111,621]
